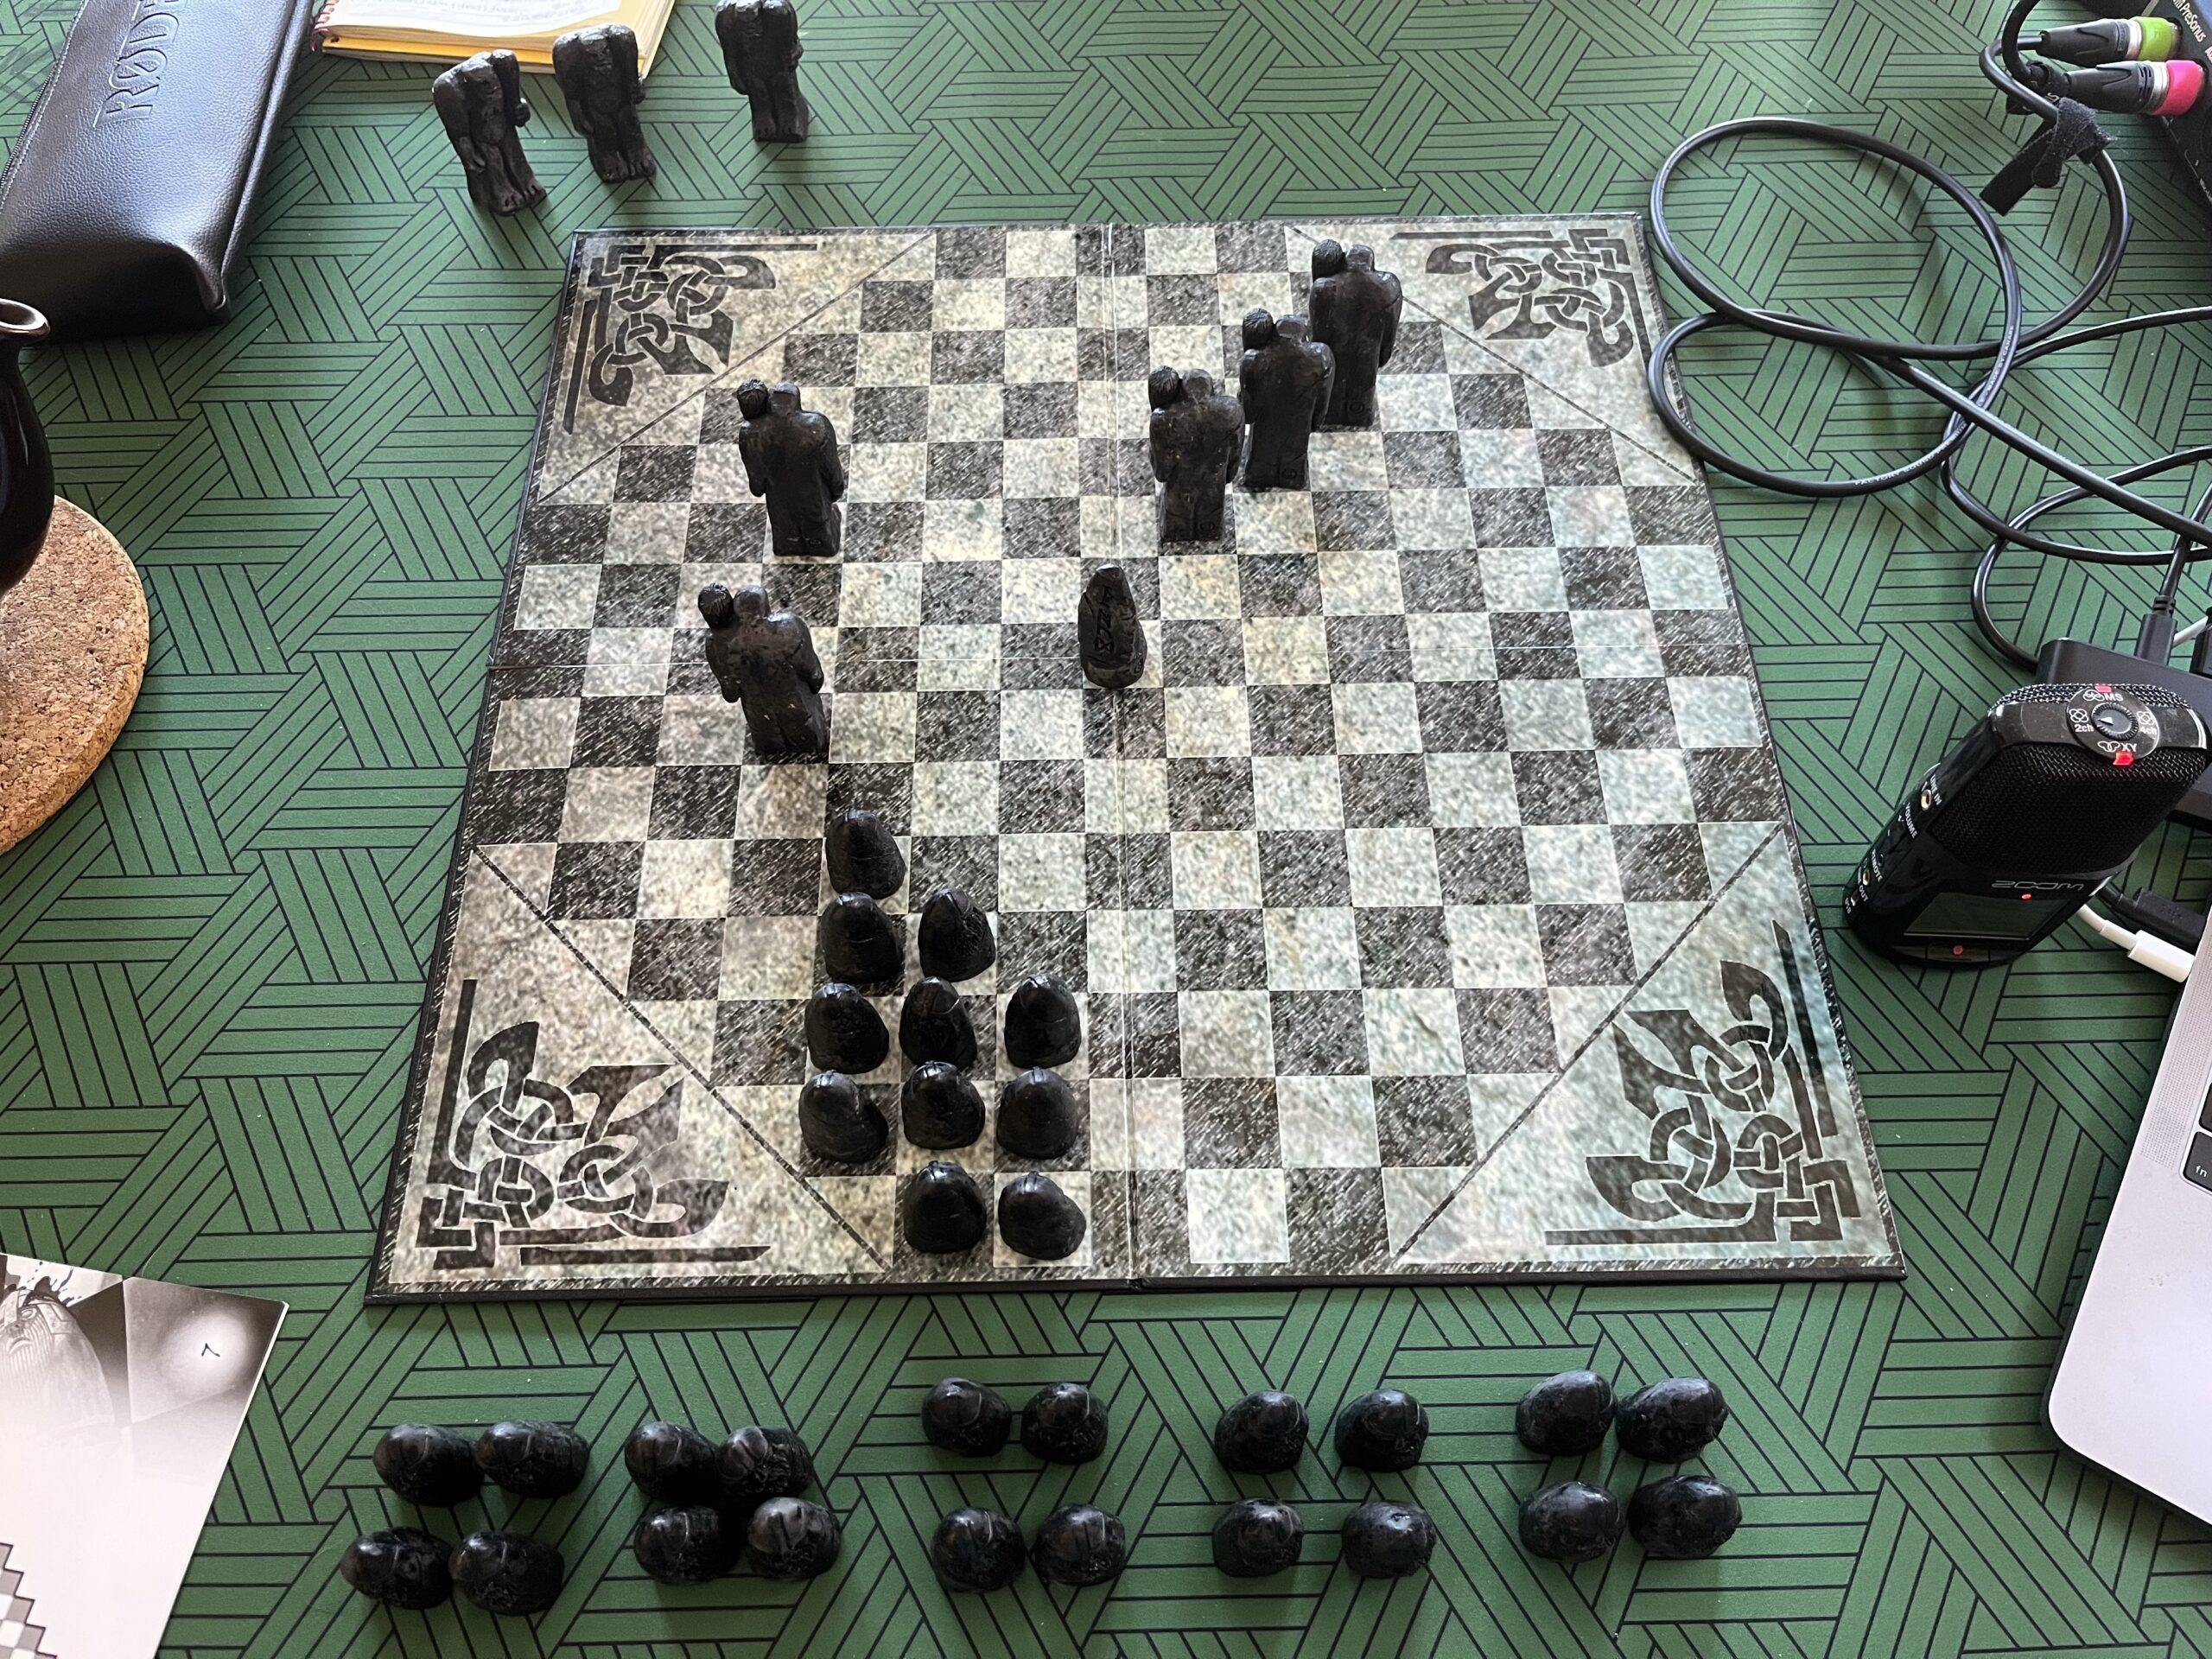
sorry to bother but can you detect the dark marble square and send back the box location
[548,840,643,918]
[1512,752,1605,824]
[1133,1167,1189,1269]
[1003,630,1084,690]
[1184,1077,1280,1166]
[854,385,928,443]
[1655,610,1752,676]
[1586,678,1677,748]
[1005,381,1077,438]
[1077,327,1151,381]
[1468,488,1551,546]
[860,280,933,333]
[1383,430,1465,489]
[1356,906,1452,988]
[1080,436,1153,495]
[1383,320,1446,374]
[1000,760,1085,833]
[614,446,693,502]
[912,836,999,911]
[649,766,740,839]
[921,563,1000,625]
[1615,823,1712,902]
[916,690,1000,760]
[835,627,919,694]
[1249,684,1337,755]
[995,908,1087,990]
[1437,827,1530,905]
[936,225,1006,277]
[629,918,722,1001]
[1626,485,1719,543]
[728,837,822,914]
[700,391,747,447]
[574,697,662,767]
[1122,831,1173,907]
[594,563,678,627]
[1398,548,1483,613]
[1314,491,1393,551]
[1162,619,1246,686]
[1688,749,1786,820]
[472,770,567,843]
[1124,991,1181,1076]
[1561,547,1647,610]
[1240,553,1321,616]
[1168,757,1256,830]
[1538,429,1619,485]
[1287,1168,1388,1270]
[1271,990,1368,1075]
[1006,497,1080,558]
[1339,753,1429,828]
[1327,614,1411,681]
[518,503,610,564]
[784,332,857,385]
[1374,1077,1479,1166]
[844,502,924,562]
[1176,909,1267,990]
[1116,688,1166,760]
[1007,277,1076,328]
[926,441,1002,499]
[1535,904,1635,985]
[712,997,809,1084]
[1258,830,1351,906]
[1453,372,1530,431]
[932,331,1005,384]
[1415,681,1505,751]
[1217,221,1286,271]
[1147,273,1216,325]
[1459,988,1557,1072]
[825,763,913,834]
[684,503,768,563]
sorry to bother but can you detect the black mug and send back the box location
[0,299,54,599]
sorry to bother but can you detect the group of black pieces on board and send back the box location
[801,804,1090,1261]
[432,0,808,214]
[1514,1370,1742,1563]
[337,1370,1738,1616]
[920,1380,1437,1590]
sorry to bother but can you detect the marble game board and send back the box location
[367,216,1903,1301]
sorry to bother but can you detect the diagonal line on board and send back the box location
[1389,819,1784,1268]
[470,847,888,1269]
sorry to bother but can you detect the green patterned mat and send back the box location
[0,0,2208,1652]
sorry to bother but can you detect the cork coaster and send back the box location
[0,499,147,854]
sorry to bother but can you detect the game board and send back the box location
[367,216,1904,1301]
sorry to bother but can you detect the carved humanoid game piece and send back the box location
[735,378,845,556]
[340,1529,452,1609]
[917,886,995,981]
[825,806,905,898]
[817,893,902,987]
[717,1426,814,1509]
[551,23,655,183]
[373,1423,482,1506]
[1626,1474,1740,1560]
[1516,1370,1614,1456]
[1020,1382,1107,1464]
[747,1497,842,1579]
[930,1506,1025,1592]
[798,1071,888,1162]
[1032,1504,1127,1587]
[715,0,810,143]
[1334,1388,1428,1471]
[805,982,889,1072]
[1238,308,1334,491]
[474,1420,587,1497]
[700,582,826,759]
[433,51,545,216]
[902,1160,988,1254]
[1077,563,1146,690]
[1212,1498,1302,1579]
[997,1172,1086,1260]
[1518,1481,1623,1564]
[632,1506,735,1584]
[923,1377,1013,1455]
[1308,240,1402,428]
[1339,1500,1435,1580]
[1213,1389,1306,1474]
[450,1531,564,1615]
[899,977,978,1069]
[996,1067,1078,1160]
[1147,365,1242,543]
[1003,972,1080,1068]
[901,1060,984,1148]
[1614,1376,1727,1461]
[623,1421,720,1503]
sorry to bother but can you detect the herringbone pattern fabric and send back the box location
[0,0,2208,1652]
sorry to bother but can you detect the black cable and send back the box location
[1644,0,2212,669]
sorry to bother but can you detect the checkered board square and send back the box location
[0,1546,54,1659]
[370,217,1902,1301]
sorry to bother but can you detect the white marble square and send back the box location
[1335,683,1423,753]
[857,330,930,385]
[1573,610,1664,678]
[517,564,599,631]
[721,915,815,997]
[1460,427,1545,487]
[1003,438,1078,499]
[1500,679,1595,750]
[913,761,1000,837]
[1669,676,1762,747]
[1234,490,1316,556]
[1278,1075,1382,1166]
[1186,1166,1290,1262]
[1427,753,1520,826]
[1001,689,1084,760]
[839,561,922,628]
[918,625,1001,691]
[1005,327,1075,384]
[1115,757,1170,834]
[1548,485,1635,545]
[1263,906,1362,990]
[1447,905,1547,987]
[1252,755,1344,830]
[1640,544,1729,609]
[1376,372,1458,431]
[849,442,927,500]
[1365,987,1464,1076]
[1172,830,1262,909]
[1319,547,1402,614]
[1243,617,1330,684]
[1001,557,1080,625]
[605,503,690,564]
[928,383,1004,442]
[1524,824,1621,905]
[1347,828,1441,906]
[830,691,918,763]
[1481,547,1565,611]
[1179,990,1275,1078]
[1000,833,1086,912]
[1161,553,1242,620]
[1128,1077,1185,1169]
[934,279,1007,332]
[1408,612,1493,680]
[491,698,578,771]
[1392,489,1471,551]
[1597,749,1695,824]
[1144,224,1219,273]
[639,838,732,918]
[1007,229,1071,278]
[735,764,827,839]
[1310,429,1387,491]
[922,498,1001,562]
[560,767,653,842]
[1166,687,1251,757]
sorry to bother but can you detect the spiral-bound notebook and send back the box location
[311,0,677,71]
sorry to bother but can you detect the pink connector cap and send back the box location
[2155,58,2205,116]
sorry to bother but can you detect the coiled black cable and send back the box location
[1644,0,2212,670]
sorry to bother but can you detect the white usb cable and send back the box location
[2077,906,2195,982]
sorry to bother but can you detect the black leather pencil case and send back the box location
[0,0,313,337]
